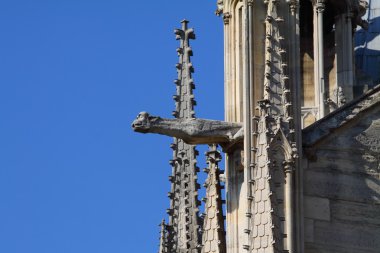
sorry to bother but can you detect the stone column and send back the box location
[222,2,246,253]
[335,12,354,103]
[288,1,304,252]
[243,0,254,251]
[284,160,296,253]
[223,10,232,122]
[313,0,326,119]
[223,7,242,250]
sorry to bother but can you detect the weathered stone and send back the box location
[304,218,314,243]
[132,112,243,145]
[306,149,378,175]
[201,145,226,253]
[132,2,380,253]
[304,170,380,204]
[305,242,374,253]
[304,196,330,221]
[312,220,380,252]
[303,86,380,147]
[331,200,380,226]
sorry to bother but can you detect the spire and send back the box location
[249,1,298,252]
[201,145,226,253]
[173,19,197,119]
[165,20,201,253]
[159,220,168,253]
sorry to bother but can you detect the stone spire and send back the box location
[166,20,202,253]
[248,1,298,253]
[159,220,168,253]
[173,19,197,120]
[201,145,226,253]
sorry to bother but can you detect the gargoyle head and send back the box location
[359,0,369,12]
[132,112,152,133]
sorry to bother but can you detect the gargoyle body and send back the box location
[132,112,243,145]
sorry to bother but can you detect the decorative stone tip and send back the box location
[131,111,151,133]
[181,19,189,29]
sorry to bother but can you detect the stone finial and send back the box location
[166,20,202,253]
[201,145,226,253]
[158,220,168,253]
[173,20,197,120]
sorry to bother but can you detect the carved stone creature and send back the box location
[215,0,223,16]
[132,112,244,145]
[357,0,369,30]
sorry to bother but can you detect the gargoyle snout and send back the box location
[131,111,150,132]
[131,118,142,130]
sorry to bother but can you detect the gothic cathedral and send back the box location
[132,1,380,253]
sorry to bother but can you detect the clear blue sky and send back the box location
[0,1,224,252]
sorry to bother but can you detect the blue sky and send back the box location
[0,1,224,252]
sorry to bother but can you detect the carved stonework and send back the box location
[315,0,325,13]
[201,145,226,253]
[288,0,299,13]
[215,0,223,16]
[327,87,347,111]
[131,1,380,252]
[303,85,380,147]
[356,0,369,30]
[133,20,229,253]
[132,112,243,146]
[159,220,168,253]
[223,12,231,25]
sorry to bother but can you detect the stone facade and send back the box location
[132,1,380,253]
[302,86,380,252]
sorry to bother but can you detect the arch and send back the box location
[303,112,317,127]
[222,0,241,14]
[269,129,295,161]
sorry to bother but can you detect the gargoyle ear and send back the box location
[138,112,148,118]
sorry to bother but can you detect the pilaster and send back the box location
[313,0,326,119]
[335,12,354,104]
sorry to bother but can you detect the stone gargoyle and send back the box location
[131,112,244,147]
[357,0,369,30]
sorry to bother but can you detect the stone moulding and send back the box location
[303,84,380,147]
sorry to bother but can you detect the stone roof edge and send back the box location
[302,84,380,147]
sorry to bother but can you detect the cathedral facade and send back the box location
[132,1,380,252]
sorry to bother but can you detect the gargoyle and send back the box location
[132,112,244,146]
[356,0,369,30]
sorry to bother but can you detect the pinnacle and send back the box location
[201,144,226,253]
[162,20,202,253]
[181,19,189,29]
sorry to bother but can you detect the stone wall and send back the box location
[303,107,380,253]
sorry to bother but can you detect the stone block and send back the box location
[313,220,380,252]
[304,218,314,243]
[304,171,380,204]
[301,157,308,171]
[304,196,330,221]
[308,149,379,175]
[331,200,380,226]
[305,242,377,253]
